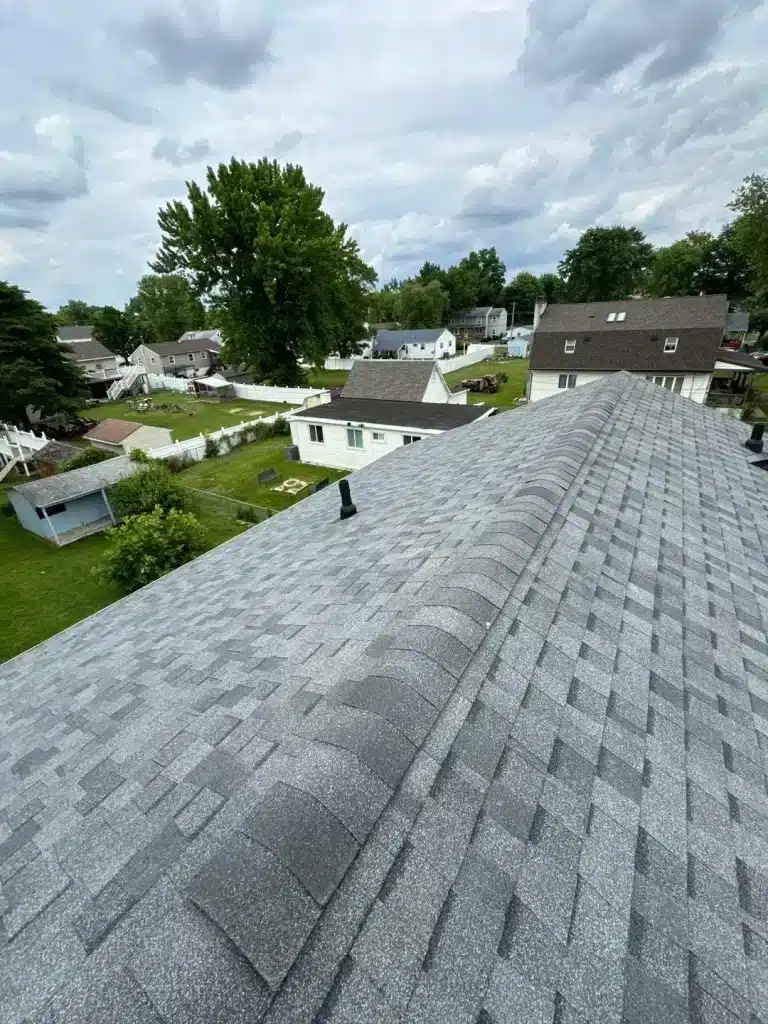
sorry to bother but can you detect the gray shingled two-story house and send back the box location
[528,293,764,404]
[129,336,222,377]
[0,373,767,1024]
[58,326,121,399]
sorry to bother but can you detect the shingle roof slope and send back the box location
[33,440,82,464]
[342,361,438,402]
[148,338,221,356]
[61,337,117,361]
[10,454,138,507]
[538,294,728,332]
[292,396,489,430]
[83,419,142,444]
[1,374,767,1024]
[57,325,93,342]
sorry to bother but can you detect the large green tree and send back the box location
[502,272,541,325]
[0,281,87,427]
[695,226,751,300]
[537,273,565,304]
[126,273,205,346]
[152,158,376,383]
[558,226,654,302]
[396,280,449,329]
[728,174,768,294]
[91,306,136,360]
[55,299,102,326]
[647,232,715,297]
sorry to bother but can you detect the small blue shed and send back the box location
[507,339,530,358]
[7,456,139,546]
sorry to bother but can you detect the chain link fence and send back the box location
[184,486,272,523]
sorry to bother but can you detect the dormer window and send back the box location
[564,339,576,353]
[664,337,678,353]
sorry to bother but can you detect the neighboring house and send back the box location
[130,339,220,377]
[83,418,173,455]
[373,328,456,360]
[178,329,223,346]
[528,293,766,404]
[58,326,122,399]
[289,360,488,470]
[7,455,137,545]
[2,373,768,1024]
[32,440,82,477]
[449,306,508,340]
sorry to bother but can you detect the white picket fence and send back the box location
[146,374,325,406]
[145,412,287,465]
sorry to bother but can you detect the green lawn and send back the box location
[79,392,293,441]
[0,488,246,665]
[306,369,349,390]
[179,436,346,511]
[444,359,529,410]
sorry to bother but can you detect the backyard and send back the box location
[0,485,247,664]
[443,358,529,410]
[179,436,346,511]
[78,392,293,441]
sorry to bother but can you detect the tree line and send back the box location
[2,161,767,428]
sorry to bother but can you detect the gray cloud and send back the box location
[152,136,211,166]
[50,77,155,125]
[272,130,305,157]
[458,188,538,226]
[129,5,272,89]
[518,0,760,88]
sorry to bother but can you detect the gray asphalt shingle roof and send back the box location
[9,455,137,507]
[291,397,490,431]
[375,329,446,352]
[342,360,438,402]
[1,373,767,1024]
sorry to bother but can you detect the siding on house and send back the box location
[289,419,438,471]
[8,490,112,542]
[528,369,713,404]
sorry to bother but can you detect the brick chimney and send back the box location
[533,296,548,331]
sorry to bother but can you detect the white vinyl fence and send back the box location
[145,412,286,465]
[146,374,327,406]
[320,348,496,376]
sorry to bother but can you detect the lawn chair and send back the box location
[258,467,282,486]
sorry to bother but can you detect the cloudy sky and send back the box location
[1,0,767,309]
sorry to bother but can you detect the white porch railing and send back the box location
[108,365,146,401]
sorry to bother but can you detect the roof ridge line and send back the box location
[181,376,632,1007]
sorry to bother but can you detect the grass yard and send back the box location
[0,487,247,664]
[444,359,529,410]
[79,392,293,441]
[179,436,346,511]
[306,369,350,390]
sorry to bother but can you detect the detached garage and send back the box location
[83,418,173,455]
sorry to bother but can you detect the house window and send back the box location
[150,356,157,363]
[309,424,324,443]
[201,351,207,361]
[420,344,425,350]
[649,376,684,392]
[403,435,422,445]
[664,337,678,353]
[168,355,175,365]
[347,427,364,449]
[188,353,195,361]
[606,313,617,322]
[371,431,386,442]
[37,503,66,518]
[558,374,577,389]
[564,339,576,354]
[94,362,103,370]
[617,312,627,322]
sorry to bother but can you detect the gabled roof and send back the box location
[60,337,116,362]
[292,396,489,430]
[179,329,223,343]
[342,359,441,402]
[144,338,219,356]
[714,349,768,371]
[33,440,82,464]
[1,375,767,1024]
[9,454,137,507]
[536,294,728,333]
[83,418,142,444]
[374,328,446,352]
[450,306,506,319]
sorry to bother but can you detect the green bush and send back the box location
[97,506,207,593]
[129,448,151,464]
[164,454,192,474]
[204,436,221,458]
[273,415,290,436]
[61,448,114,471]
[109,464,187,519]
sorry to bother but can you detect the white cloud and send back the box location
[0,0,766,306]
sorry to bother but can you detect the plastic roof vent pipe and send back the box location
[339,479,357,519]
[745,423,764,453]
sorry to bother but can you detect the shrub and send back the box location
[164,454,192,474]
[110,464,187,519]
[273,415,290,437]
[237,505,263,523]
[61,448,114,471]
[204,436,220,458]
[129,448,151,464]
[97,506,207,593]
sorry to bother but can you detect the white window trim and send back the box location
[371,431,386,443]
[188,353,195,361]
[564,339,576,354]
[168,355,175,364]
[617,312,627,322]
[664,337,678,353]
[309,424,324,443]
[347,427,364,449]
[558,373,577,390]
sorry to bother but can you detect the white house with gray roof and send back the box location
[0,373,766,1023]
[58,325,122,397]
[449,306,508,340]
[373,327,456,360]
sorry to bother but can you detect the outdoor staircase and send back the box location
[0,457,19,482]
[108,365,144,401]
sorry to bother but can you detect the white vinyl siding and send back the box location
[529,370,712,404]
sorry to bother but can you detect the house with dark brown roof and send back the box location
[83,418,173,455]
[528,294,766,406]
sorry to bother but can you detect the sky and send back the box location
[0,0,767,310]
